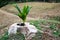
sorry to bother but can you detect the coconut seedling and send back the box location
[14,4,31,26]
[7,4,38,40]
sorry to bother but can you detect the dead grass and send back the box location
[1,2,60,19]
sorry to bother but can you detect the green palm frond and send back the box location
[14,4,31,23]
[14,4,22,13]
[22,5,31,16]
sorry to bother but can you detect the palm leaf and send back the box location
[14,4,31,23]
[26,6,31,16]
[14,4,22,13]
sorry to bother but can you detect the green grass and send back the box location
[0,31,8,40]
[30,19,60,37]
[50,16,60,21]
[0,31,25,40]
[0,19,60,40]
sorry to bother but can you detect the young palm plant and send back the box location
[14,4,31,26]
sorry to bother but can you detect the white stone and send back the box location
[8,22,38,35]
[8,23,20,35]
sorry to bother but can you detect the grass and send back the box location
[0,19,60,40]
[49,16,60,21]
[0,31,25,40]
[30,19,60,38]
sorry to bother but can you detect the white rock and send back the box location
[8,22,38,36]
[8,23,20,35]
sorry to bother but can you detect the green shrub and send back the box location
[0,0,9,8]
